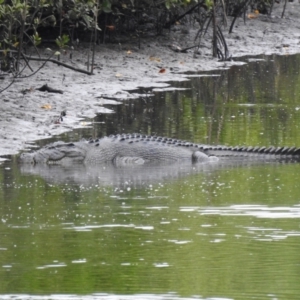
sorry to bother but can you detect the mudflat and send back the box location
[0,2,299,157]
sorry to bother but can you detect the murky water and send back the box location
[1,54,300,300]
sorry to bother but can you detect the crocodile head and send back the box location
[19,152,40,164]
[19,142,86,164]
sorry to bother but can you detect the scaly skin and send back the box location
[19,133,300,165]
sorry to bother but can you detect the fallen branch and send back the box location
[36,84,64,94]
[0,50,93,75]
[18,52,55,79]
[23,55,93,75]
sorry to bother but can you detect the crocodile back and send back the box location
[83,134,199,163]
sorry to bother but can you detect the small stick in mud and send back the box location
[36,84,64,94]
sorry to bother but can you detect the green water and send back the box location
[1,54,300,300]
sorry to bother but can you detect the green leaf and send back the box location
[82,14,92,28]
[165,0,171,9]
[102,0,112,13]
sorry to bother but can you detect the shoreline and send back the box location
[1,2,300,157]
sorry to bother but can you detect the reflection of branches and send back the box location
[206,72,228,144]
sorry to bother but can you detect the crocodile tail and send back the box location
[205,146,300,160]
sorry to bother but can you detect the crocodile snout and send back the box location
[19,153,35,164]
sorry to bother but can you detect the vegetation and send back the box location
[0,0,287,90]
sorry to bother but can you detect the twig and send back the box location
[194,16,208,56]
[179,45,198,52]
[220,0,228,26]
[281,0,288,18]
[1,50,93,75]
[16,52,55,79]
[269,0,275,15]
[23,55,93,75]
[23,31,41,58]
[0,52,54,94]
[164,1,206,29]
[21,52,34,72]
[16,0,27,73]
[91,1,99,75]
[229,0,251,33]
[216,25,230,60]
[0,77,15,93]
[212,0,218,57]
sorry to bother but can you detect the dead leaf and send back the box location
[127,50,132,54]
[149,56,161,62]
[106,25,115,31]
[159,68,166,74]
[248,13,258,19]
[115,73,123,77]
[41,104,52,110]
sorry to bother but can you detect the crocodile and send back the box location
[19,133,300,165]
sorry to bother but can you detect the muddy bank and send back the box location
[1,2,300,157]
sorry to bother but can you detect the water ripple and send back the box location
[180,205,300,219]
[0,294,233,300]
